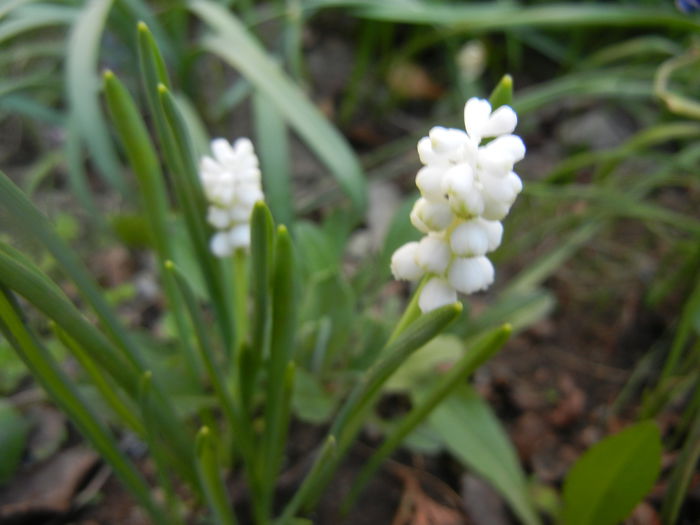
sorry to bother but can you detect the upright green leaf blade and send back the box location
[562,421,662,525]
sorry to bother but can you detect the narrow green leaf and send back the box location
[429,385,541,525]
[253,92,294,227]
[488,74,513,109]
[103,69,202,378]
[66,0,127,194]
[297,302,462,512]
[157,83,234,351]
[261,225,298,513]
[0,170,146,372]
[191,0,367,215]
[0,289,169,525]
[661,401,700,524]
[0,400,28,484]
[196,426,238,525]
[345,324,512,512]
[343,1,700,31]
[562,421,662,525]
[243,201,275,409]
[51,323,144,436]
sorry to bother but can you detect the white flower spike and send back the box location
[199,137,264,257]
[390,95,525,312]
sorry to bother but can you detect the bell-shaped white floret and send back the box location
[481,198,512,221]
[448,256,495,294]
[416,166,447,200]
[442,164,484,218]
[418,277,458,313]
[411,198,453,233]
[450,219,490,257]
[207,206,231,229]
[481,105,517,138]
[464,98,493,143]
[391,241,424,281]
[480,219,503,252]
[228,224,251,250]
[480,170,521,204]
[415,235,451,275]
[478,135,526,176]
[210,231,233,258]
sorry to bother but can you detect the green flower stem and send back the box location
[103,69,202,379]
[196,427,239,525]
[0,289,169,525]
[343,324,512,512]
[259,225,297,519]
[275,436,336,525]
[294,302,463,513]
[51,323,144,436]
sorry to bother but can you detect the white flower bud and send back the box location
[450,219,490,256]
[416,166,446,200]
[480,219,503,252]
[481,105,517,138]
[442,164,484,218]
[448,256,494,294]
[210,231,233,258]
[417,137,444,166]
[411,198,453,232]
[391,241,423,281]
[228,224,251,250]
[481,198,512,221]
[419,277,457,313]
[415,235,451,275]
[478,135,526,176]
[464,98,493,142]
[480,171,520,204]
[429,127,468,162]
[207,206,231,229]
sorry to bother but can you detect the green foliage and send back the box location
[562,421,662,525]
[0,400,28,485]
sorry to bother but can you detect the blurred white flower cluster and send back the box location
[199,138,264,257]
[391,98,525,312]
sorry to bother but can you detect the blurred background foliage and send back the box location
[1,0,699,523]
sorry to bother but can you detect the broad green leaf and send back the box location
[0,400,28,484]
[429,385,540,525]
[562,421,662,525]
[191,0,367,215]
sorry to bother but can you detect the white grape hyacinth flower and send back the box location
[199,137,264,257]
[390,96,524,312]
